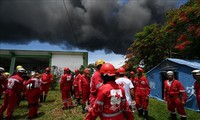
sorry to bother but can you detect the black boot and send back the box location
[181,117,187,120]
[144,110,148,120]
[170,113,177,120]
[76,98,81,105]
[82,104,86,113]
[138,109,143,117]
[40,95,43,103]
[44,95,47,102]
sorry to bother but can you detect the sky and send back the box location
[0,41,125,68]
[0,0,187,68]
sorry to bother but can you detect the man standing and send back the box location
[85,63,134,120]
[89,59,105,108]
[164,71,187,120]
[135,68,150,120]
[23,72,41,119]
[0,67,25,119]
[73,69,82,105]
[192,70,200,111]
[0,67,7,98]
[60,67,73,109]
[115,67,135,112]
[79,68,90,113]
[40,67,53,103]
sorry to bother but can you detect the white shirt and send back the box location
[115,77,134,105]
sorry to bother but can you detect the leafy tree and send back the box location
[125,0,200,71]
[126,24,165,70]
[163,0,200,59]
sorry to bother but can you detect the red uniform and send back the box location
[85,81,134,120]
[89,70,103,107]
[24,78,41,118]
[194,81,200,110]
[40,73,53,94]
[79,74,90,105]
[164,79,187,117]
[0,73,7,97]
[60,73,73,109]
[73,73,82,99]
[0,74,23,119]
[134,76,150,111]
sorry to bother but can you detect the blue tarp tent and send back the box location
[147,58,200,111]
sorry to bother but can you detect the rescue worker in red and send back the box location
[85,63,134,120]
[40,67,53,102]
[23,72,41,119]
[129,71,135,83]
[164,71,187,120]
[79,68,90,113]
[89,59,105,108]
[60,67,74,109]
[73,69,82,105]
[0,67,25,120]
[0,67,7,98]
[192,70,200,111]
[134,67,150,120]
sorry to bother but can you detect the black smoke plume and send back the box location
[0,0,181,54]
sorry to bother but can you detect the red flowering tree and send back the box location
[163,0,200,58]
[125,0,200,71]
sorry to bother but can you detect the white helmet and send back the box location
[167,71,174,76]
[17,68,25,73]
[192,70,200,76]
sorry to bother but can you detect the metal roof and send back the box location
[147,58,200,74]
[167,58,200,69]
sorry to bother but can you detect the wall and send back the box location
[51,54,83,72]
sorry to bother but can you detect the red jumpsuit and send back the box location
[79,74,90,105]
[60,73,73,108]
[89,70,103,107]
[24,78,41,118]
[164,79,187,117]
[0,74,23,119]
[40,73,53,95]
[0,73,7,97]
[85,81,134,120]
[194,81,200,110]
[73,73,82,99]
[134,76,150,110]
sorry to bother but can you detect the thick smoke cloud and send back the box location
[0,0,179,54]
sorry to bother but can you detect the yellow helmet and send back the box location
[95,59,105,67]
[4,72,10,77]
[16,65,23,70]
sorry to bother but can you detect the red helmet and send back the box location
[64,67,70,71]
[130,71,134,75]
[117,67,125,74]
[75,69,79,74]
[100,63,116,76]
[136,68,144,73]
[45,67,50,71]
[84,68,90,74]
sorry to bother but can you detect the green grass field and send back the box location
[0,88,199,120]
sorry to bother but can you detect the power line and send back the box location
[62,0,77,42]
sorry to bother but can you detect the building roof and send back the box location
[167,58,200,69]
[0,49,88,56]
[147,58,200,74]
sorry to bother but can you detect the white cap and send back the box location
[17,68,25,72]
[192,70,200,75]
[0,67,4,71]
[167,71,174,76]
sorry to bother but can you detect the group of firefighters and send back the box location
[0,59,199,120]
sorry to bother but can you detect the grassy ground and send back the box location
[0,87,199,120]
